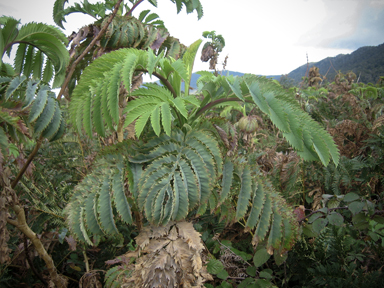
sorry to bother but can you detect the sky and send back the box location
[1,0,384,76]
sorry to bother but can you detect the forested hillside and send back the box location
[287,43,384,84]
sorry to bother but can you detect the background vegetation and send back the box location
[1,1,383,288]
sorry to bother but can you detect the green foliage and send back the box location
[53,0,203,29]
[196,74,339,166]
[0,17,69,87]
[69,44,200,137]
[202,30,225,52]
[65,154,133,245]
[285,226,384,287]
[0,76,65,164]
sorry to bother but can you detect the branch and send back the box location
[125,0,145,16]
[57,0,124,101]
[11,135,43,189]
[195,97,254,118]
[8,205,67,288]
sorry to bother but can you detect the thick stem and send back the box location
[57,0,124,101]
[8,205,67,288]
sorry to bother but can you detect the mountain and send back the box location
[287,43,384,84]
[184,70,280,90]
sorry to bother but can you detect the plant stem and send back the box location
[57,0,124,101]
[194,97,254,118]
[11,135,43,189]
[125,0,145,16]
[8,205,68,288]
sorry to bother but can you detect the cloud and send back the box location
[329,6,384,49]
[296,0,384,49]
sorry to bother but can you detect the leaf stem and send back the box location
[194,97,254,118]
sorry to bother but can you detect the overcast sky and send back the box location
[1,0,384,76]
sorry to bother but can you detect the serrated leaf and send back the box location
[227,77,244,101]
[206,259,224,274]
[236,166,252,220]
[29,85,49,123]
[217,269,229,280]
[150,106,161,136]
[98,176,119,234]
[33,97,56,135]
[23,79,39,109]
[160,102,171,136]
[112,169,133,224]
[219,159,233,204]
[49,116,65,142]
[5,75,27,100]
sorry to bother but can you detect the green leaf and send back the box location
[236,166,252,221]
[219,159,233,204]
[308,212,324,223]
[264,91,290,132]
[254,194,272,241]
[312,217,328,234]
[343,192,360,202]
[253,247,271,268]
[98,176,119,234]
[246,266,257,277]
[5,75,27,100]
[217,269,229,280]
[273,250,288,266]
[161,102,171,136]
[85,192,103,236]
[107,62,122,125]
[227,77,244,101]
[206,259,224,274]
[246,183,265,228]
[150,106,161,136]
[112,167,133,224]
[23,79,39,109]
[327,212,344,226]
[348,201,365,215]
[29,85,49,123]
[259,270,273,279]
[238,278,254,288]
[49,116,65,142]
[33,96,56,135]
[247,81,270,114]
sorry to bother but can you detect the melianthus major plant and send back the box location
[65,36,339,286]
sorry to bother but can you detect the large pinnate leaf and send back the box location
[65,156,134,244]
[1,77,65,143]
[197,75,340,167]
[129,129,222,225]
[70,47,200,138]
[1,18,69,87]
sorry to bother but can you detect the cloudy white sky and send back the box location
[1,0,384,76]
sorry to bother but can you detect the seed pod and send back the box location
[237,115,258,133]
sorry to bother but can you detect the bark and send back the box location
[8,205,68,288]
